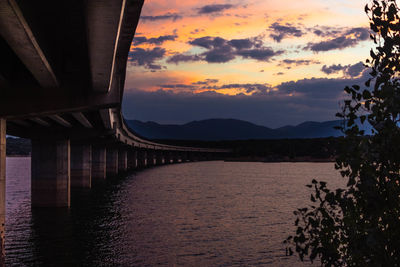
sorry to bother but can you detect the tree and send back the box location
[285,1,400,266]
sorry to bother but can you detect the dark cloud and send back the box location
[346,27,370,40]
[192,79,219,85]
[228,38,254,50]
[141,12,182,21]
[128,47,166,70]
[269,22,304,42]
[122,74,367,128]
[197,4,234,14]
[321,64,347,75]
[309,26,343,37]
[189,36,227,49]
[159,84,197,90]
[277,77,349,99]
[236,48,283,61]
[203,45,236,63]
[321,64,346,75]
[279,59,321,67]
[185,36,283,63]
[306,37,358,52]
[346,62,365,77]
[133,35,177,46]
[305,27,370,52]
[166,54,202,64]
[158,80,271,94]
[219,83,271,93]
[321,61,366,78]
[190,28,205,34]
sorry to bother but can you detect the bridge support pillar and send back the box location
[0,119,5,264]
[172,152,179,163]
[31,139,70,207]
[147,150,155,167]
[71,144,92,188]
[118,149,127,173]
[128,150,137,169]
[106,148,118,177]
[92,146,106,180]
[188,152,196,162]
[137,150,147,169]
[165,152,172,164]
[156,150,164,165]
[181,152,188,163]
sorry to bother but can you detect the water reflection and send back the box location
[6,159,344,266]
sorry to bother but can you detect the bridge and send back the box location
[0,0,229,263]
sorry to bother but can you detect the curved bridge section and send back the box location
[0,1,228,207]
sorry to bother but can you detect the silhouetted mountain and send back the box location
[126,118,350,141]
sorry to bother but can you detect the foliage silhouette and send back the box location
[285,0,400,266]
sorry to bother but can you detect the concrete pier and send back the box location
[171,152,179,163]
[181,152,188,163]
[118,149,127,173]
[92,146,106,180]
[31,139,71,207]
[0,119,5,265]
[137,150,147,169]
[147,150,155,167]
[156,150,164,165]
[106,148,118,177]
[127,150,137,169]
[71,144,92,188]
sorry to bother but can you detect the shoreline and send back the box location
[224,156,335,163]
[6,155,335,163]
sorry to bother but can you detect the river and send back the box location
[5,157,343,266]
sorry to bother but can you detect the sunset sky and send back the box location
[122,0,372,128]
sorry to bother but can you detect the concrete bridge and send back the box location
[0,0,229,263]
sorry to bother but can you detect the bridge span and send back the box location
[0,0,229,263]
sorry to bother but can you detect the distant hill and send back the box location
[126,118,357,141]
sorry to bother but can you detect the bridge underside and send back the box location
[0,0,229,264]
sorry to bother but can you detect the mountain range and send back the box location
[126,118,358,141]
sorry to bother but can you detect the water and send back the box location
[5,157,343,266]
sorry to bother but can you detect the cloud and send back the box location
[190,28,205,34]
[182,36,283,63]
[192,79,219,85]
[189,36,226,49]
[122,74,367,128]
[269,22,304,42]
[321,61,366,78]
[219,83,271,93]
[128,47,166,70]
[279,59,321,68]
[203,45,236,63]
[159,83,197,91]
[346,62,365,77]
[197,4,234,14]
[166,54,202,64]
[140,12,182,21]
[236,48,284,61]
[228,39,254,50]
[321,64,347,75]
[133,35,177,46]
[309,26,343,38]
[305,27,370,52]
[276,77,350,99]
[157,80,272,94]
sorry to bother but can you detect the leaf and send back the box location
[363,90,372,99]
